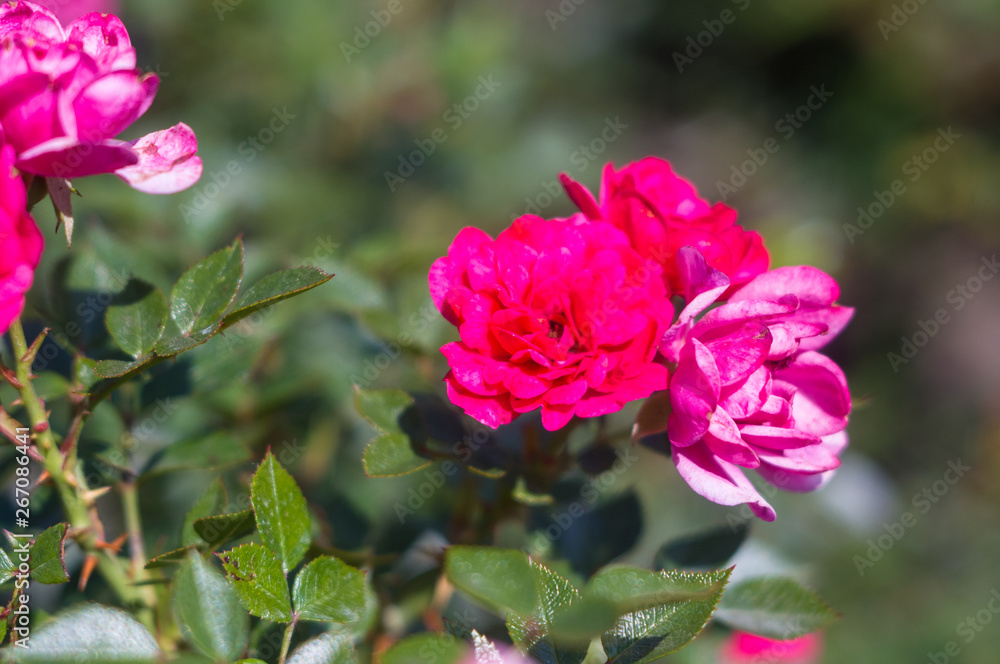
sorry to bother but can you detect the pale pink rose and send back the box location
[0,2,201,193]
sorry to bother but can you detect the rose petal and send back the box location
[114,122,202,194]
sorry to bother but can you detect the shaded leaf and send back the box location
[30,523,70,584]
[356,388,430,477]
[95,358,148,379]
[194,510,257,551]
[145,547,195,570]
[154,326,219,357]
[182,479,228,547]
[250,451,311,573]
[222,266,333,327]
[714,577,838,640]
[105,280,168,359]
[286,632,356,664]
[507,560,589,664]
[172,552,249,662]
[218,543,292,623]
[445,546,539,617]
[292,555,367,623]
[149,433,251,475]
[12,603,160,662]
[655,522,750,570]
[381,633,467,664]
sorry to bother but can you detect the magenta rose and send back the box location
[656,247,852,520]
[0,1,201,193]
[561,157,769,294]
[721,631,822,664]
[0,145,43,332]
[430,214,673,431]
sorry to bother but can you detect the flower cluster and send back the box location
[430,157,853,519]
[0,2,202,333]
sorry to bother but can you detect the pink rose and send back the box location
[561,157,769,293]
[430,214,672,431]
[0,1,201,193]
[721,631,823,664]
[657,247,852,520]
[0,145,44,332]
[31,0,120,24]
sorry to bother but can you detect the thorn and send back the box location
[32,469,51,488]
[0,359,22,388]
[95,533,128,553]
[81,486,112,504]
[79,554,98,591]
[19,328,49,365]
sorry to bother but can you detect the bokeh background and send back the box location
[21,0,1000,661]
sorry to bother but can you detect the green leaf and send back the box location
[286,632,356,664]
[355,388,430,477]
[150,433,252,475]
[95,358,148,379]
[222,266,334,327]
[193,510,257,551]
[507,559,589,664]
[153,327,219,357]
[105,280,168,359]
[381,634,467,664]
[445,546,539,617]
[713,577,838,640]
[172,552,250,662]
[0,547,16,583]
[236,661,268,664]
[170,239,244,335]
[588,567,731,663]
[182,479,228,547]
[250,451,311,573]
[291,555,367,623]
[145,547,195,570]
[655,523,750,569]
[12,603,160,662]
[218,543,293,623]
[30,523,70,584]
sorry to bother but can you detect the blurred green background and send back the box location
[22,0,1000,661]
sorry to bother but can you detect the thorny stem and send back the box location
[7,318,155,629]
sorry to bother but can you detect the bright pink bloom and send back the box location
[32,0,119,23]
[721,631,822,664]
[658,247,852,520]
[561,158,769,293]
[0,1,201,193]
[0,145,44,332]
[430,215,672,431]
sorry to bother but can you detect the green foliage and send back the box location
[30,523,70,584]
[381,634,468,664]
[292,556,367,623]
[250,450,312,573]
[172,552,250,662]
[10,604,160,662]
[654,523,750,570]
[169,239,244,336]
[222,266,334,327]
[105,280,168,360]
[193,509,257,551]
[286,633,357,664]
[218,543,293,623]
[713,577,839,640]
[355,387,432,477]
